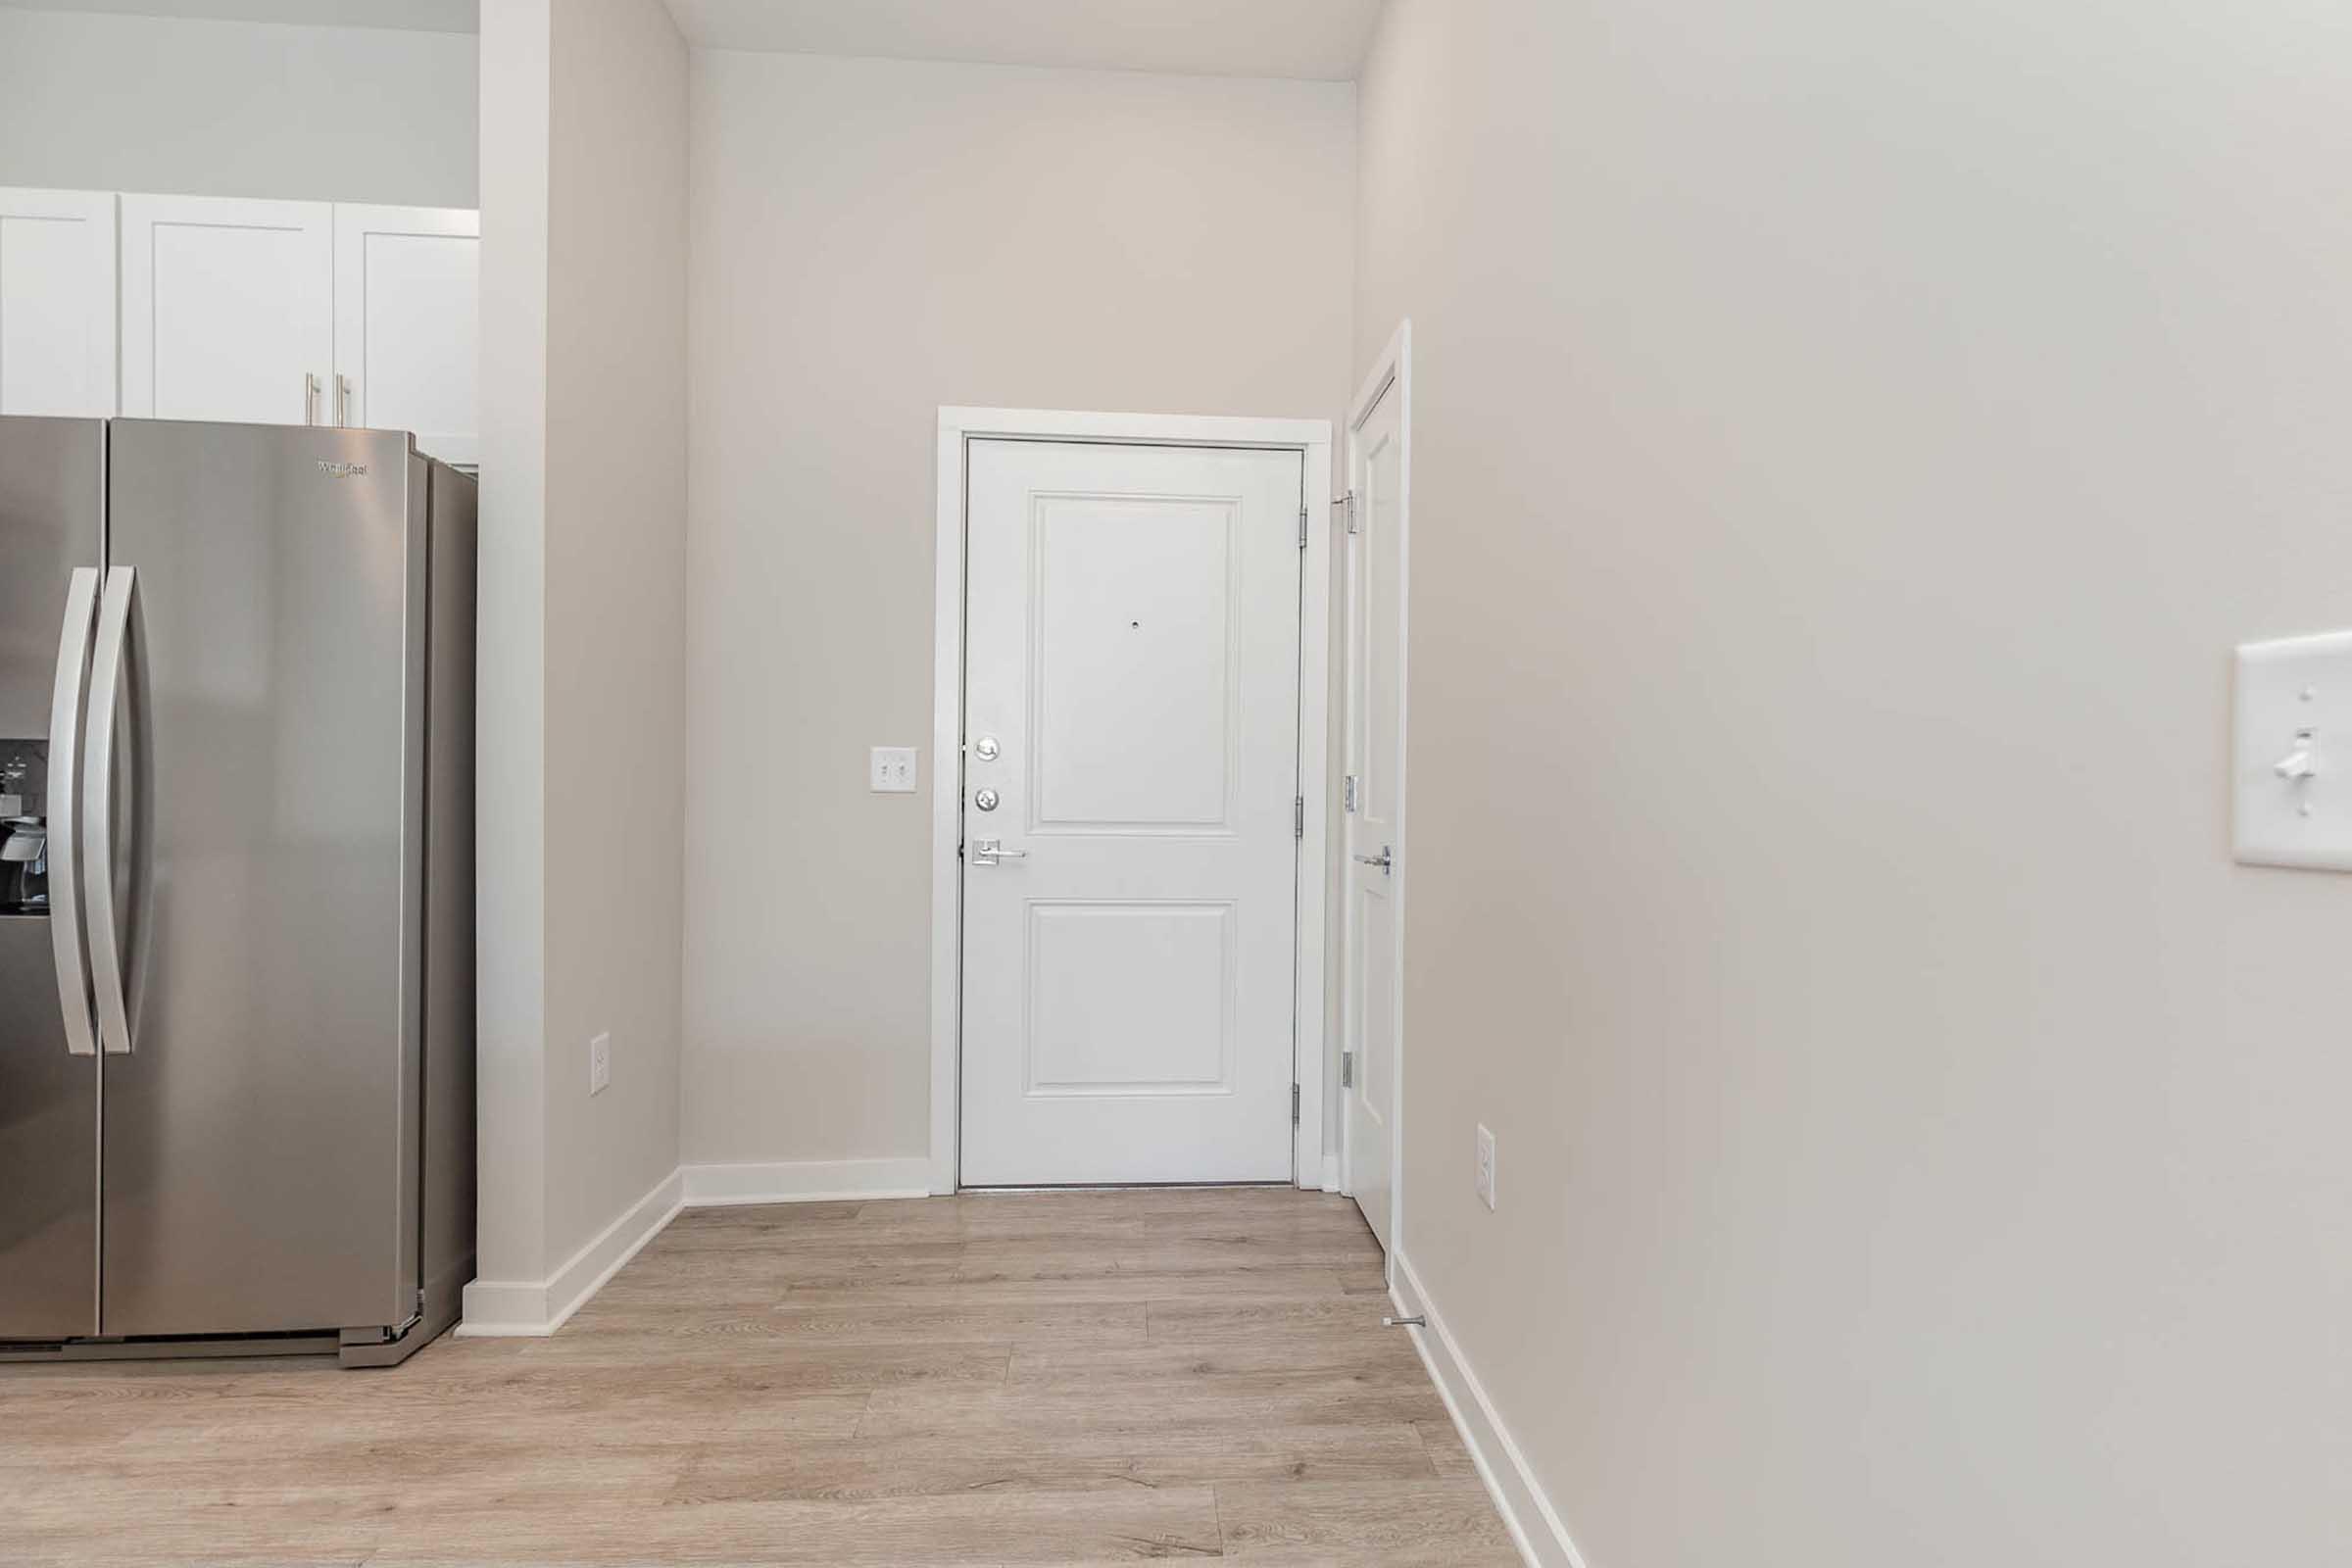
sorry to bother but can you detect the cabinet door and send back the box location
[333,205,478,466]
[0,187,117,416]
[121,194,332,425]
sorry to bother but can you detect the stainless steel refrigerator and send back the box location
[0,416,474,1368]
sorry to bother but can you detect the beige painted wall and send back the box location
[471,0,550,1289]
[473,0,687,1292]
[1356,2,2352,1563]
[538,0,690,1268]
[680,50,1354,1168]
[0,7,477,206]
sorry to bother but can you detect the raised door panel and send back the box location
[0,188,117,417]
[332,205,478,466]
[1025,901,1238,1098]
[1031,493,1239,832]
[121,195,332,425]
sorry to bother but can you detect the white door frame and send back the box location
[930,407,1334,1194]
[1343,322,1412,1257]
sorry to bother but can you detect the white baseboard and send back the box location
[1393,1251,1587,1568]
[457,1167,684,1338]
[680,1156,935,1206]
[1320,1152,1343,1193]
[453,1276,551,1336]
[458,1158,939,1339]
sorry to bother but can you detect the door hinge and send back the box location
[1295,796,1305,838]
[1343,773,1359,813]
[1292,1084,1301,1123]
[1298,506,1309,549]
[1341,1051,1354,1089]
[1334,490,1359,535]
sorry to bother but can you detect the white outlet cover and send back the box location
[870,747,918,794]
[2234,630,2352,871]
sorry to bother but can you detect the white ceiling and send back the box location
[1,0,1385,79]
[663,0,1381,81]
[0,0,478,31]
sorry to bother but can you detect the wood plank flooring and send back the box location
[0,1188,1516,1565]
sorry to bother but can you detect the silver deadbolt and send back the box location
[973,788,1001,811]
[972,735,1002,761]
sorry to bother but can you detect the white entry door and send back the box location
[960,439,1305,1186]
[1343,365,1407,1250]
[121,194,333,425]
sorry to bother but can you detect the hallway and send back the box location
[4,1189,1514,1564]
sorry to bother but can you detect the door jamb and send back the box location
[1341,321,1412,1258]
[930,407,1335,1195]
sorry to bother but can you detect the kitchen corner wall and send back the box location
[473,0,688,1301]
[679,51,1354,1171]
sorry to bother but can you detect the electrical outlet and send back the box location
[870,747,918,793]
[589,1031,612,1097]
[1474,1123,1496,1211]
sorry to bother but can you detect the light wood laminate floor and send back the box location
[2,1188,1516,1565]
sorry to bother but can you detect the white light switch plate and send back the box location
[870,747,918,794]
[588,1031,612,1097]
[2234,630,2352,871]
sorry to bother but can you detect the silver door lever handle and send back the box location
[970,839,1028,865]
[1352,848,1394,873]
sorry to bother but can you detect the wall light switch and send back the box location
[2234,630,2352,871]
[588,1032,612,1097]
[870,747,918,794]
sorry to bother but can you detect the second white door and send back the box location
[960,439,1304,1186]
[1343,368,1406,1251]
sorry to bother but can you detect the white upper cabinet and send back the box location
[14,189,478,460]
[333,204,479,466]
[0,187,118,417]
[122,194,334,426]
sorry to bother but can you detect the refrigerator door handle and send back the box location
[84,564,137,1057]
[45,567,103,1058]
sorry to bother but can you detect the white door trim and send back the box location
[1344,321,1412,1261]
[931,407,1334,1195]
